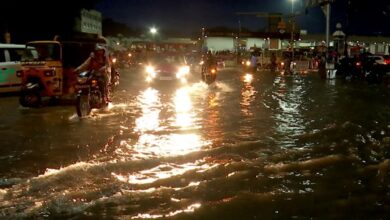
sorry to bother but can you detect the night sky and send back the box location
[96,0,390,36]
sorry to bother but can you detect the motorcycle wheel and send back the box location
[19,91,41,108]
[204,75,211,85]
[76,94,91,118]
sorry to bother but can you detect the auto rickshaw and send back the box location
[17,36,107,107]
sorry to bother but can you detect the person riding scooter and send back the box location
[75,44,111,102]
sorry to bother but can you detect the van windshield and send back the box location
[23,43,61,61]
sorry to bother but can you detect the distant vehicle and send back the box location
[368,55,386,65]
[0,44,26,93]
[383,55,390,65]
[144,53,190,84]
[336,57,364,79]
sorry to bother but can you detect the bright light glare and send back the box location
[146,66,154,74]
[246,61,251,66]
[176,66,190,80]
[244,73,253,83]
[179,66,190,74]
[150,27,157,34]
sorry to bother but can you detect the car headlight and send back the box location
[146,66,157,77]
[179,66,190,75]
[246,61,251,66]
[146,66,155,74]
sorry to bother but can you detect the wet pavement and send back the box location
[0,66,389,219]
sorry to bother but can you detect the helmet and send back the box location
[95,44,106,51]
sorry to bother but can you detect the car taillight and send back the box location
[355,62,361,67]
[44,70,55,77]
[16,70,23,77]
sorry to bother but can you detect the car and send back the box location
[0,44,26,93]
[383,55,390,65]
[144,53,190,84]
[368,55,386,65]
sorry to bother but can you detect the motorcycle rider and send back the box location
[202,50,217,81]
[250,52,257,73]
[270,52,277,72]
[75,44,111,102]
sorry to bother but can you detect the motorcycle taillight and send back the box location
[92,79,98,87]
[355,62,361,67]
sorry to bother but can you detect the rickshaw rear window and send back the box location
[23,43,60,61]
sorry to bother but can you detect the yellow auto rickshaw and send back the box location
[17,35,107,107]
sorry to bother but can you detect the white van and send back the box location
[0,44,25,93]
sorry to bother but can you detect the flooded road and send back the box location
[0,67,389,219]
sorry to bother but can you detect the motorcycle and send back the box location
[201,65,217,85]
[270,61,277,73]
[110,66,120,92]
[75,67,109,117]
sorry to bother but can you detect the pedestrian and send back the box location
[250,53,257,73]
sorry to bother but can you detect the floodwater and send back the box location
[0,67,389,219]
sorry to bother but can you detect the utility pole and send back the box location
[291,1,295,64]
[325,3,331,60]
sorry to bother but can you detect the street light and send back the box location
[150,27,157,35]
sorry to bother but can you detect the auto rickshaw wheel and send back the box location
[76,94,91,118]
[19,91,41,108]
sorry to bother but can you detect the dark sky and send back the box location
[96,0,390,36]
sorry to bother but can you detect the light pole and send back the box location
[290,0,295,63]
[150,27,157,50]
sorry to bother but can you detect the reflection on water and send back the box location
[135,88,162,132]
[173,88,195,129]
[1,70,390,219]
[131,203,202,219]
[129,86,209,160]
[273,76,306,147]
[240,84,256,116]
